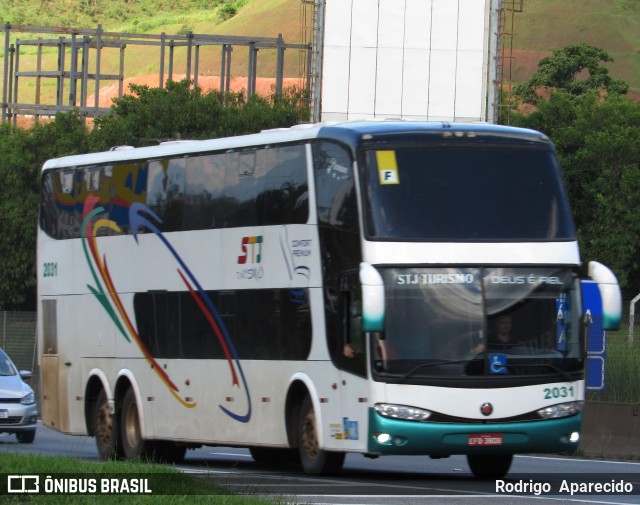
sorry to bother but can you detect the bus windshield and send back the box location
[372,267,583,382]
[361,145,576,241]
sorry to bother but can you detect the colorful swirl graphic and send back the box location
[81,196,252,422]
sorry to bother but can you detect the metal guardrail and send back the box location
[1,23,311,124]
[1,311,36,371]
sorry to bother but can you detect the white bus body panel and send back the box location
[363,241,581,266]
[39,221,329,440]
[370,381,585,421]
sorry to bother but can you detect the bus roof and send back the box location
[41,121,551,172]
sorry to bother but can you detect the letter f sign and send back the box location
[376,151,400,185]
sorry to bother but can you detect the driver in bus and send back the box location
[472,314,514,354]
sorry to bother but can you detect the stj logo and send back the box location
[7,475,40,493]
[238,236,263,264]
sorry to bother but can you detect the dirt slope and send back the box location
[87,74,303,108]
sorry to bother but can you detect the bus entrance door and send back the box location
[336,274,369,452]
[40,299,70,432]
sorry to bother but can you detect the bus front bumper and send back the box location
[367,408,582,456]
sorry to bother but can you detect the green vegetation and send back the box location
[508,43,640,401]
[0,452,284,503]
[514,0,640,93]
[0,0,245,29]
[0,80,309,310]
[92,80,309,147]
[513,43,629,104]
[215,0,251,22]
[509,45,640,296]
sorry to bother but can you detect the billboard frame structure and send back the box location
[1,23,311,124]
[304,0,521,124]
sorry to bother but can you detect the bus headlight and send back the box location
[537,401,584,419]
[374,403,431,421]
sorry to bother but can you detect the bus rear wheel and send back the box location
[120,388,155,460]
[297,396,345,475]
[93,388,118,459]
[467,454,513,479]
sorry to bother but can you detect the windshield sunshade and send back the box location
[373,267,583,383]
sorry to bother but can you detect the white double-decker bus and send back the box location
[37,121,621,478]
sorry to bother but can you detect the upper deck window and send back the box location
[361,144,576,241]
[40,143,309,239]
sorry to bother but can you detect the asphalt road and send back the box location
[2,422,640,505]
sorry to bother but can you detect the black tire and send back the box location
[250,447,299,465]
[120,388,155,461]
[297,396,345,475]
[93,388,118,459]
[16,430,36,444]
[467,454,513,479]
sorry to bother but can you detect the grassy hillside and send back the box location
[0,0,238,30]
[513,0,640,93]
[0,0,304,106]
[184,0,305,77]
[1,0,639,104]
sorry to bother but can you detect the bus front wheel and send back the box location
[467,454,513,479]
[297,396,345,475]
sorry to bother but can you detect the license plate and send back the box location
[0,410,8,419]
[468,433,503,446]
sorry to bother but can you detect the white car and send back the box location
[0,348,38,443]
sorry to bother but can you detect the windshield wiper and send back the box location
[397,360,575,383]
[399,360,472,383]
[507,362,575,382]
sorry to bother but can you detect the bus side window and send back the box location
[147,158,186,232]
[223,145,309,228]
[40,173,60,238]
[182,153,226,230]
[312,142,357,231]
[256,145,309,225]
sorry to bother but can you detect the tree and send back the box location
[91,79,309,149]
[0,83,309,310]
[556,96,640,293]
[0,113,92,310]
[511,51,640,295]
[513,43,629,105]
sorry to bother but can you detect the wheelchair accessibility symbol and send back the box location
[489,354,508,374]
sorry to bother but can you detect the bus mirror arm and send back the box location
[583,261,622,331]
[582,309,592,350]
[360,262,385,333]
